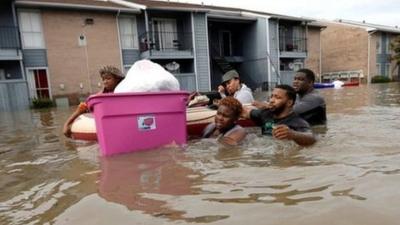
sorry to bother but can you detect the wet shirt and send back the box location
[250,109,311,135]
[202,123,244,139]
[221,84,254,104]
[294,89,327,125]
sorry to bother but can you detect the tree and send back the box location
[389,35,400,79]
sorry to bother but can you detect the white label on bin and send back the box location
[137,115,156,131]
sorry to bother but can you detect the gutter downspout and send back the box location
[276,19,281,85]
[116,9,124,71]
[144,10,150,53]
[266,17,271,93]
[319,27,326,82]
[367,30,378,85]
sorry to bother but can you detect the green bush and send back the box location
[371,75,391,83]
[31,98,54,109]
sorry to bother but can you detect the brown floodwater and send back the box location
[1,83,400,225]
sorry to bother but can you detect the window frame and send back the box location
[18,10,45,49]
[118,16,139,50]
[385,63,391,77]
[376,63,381,75]
[386,36,391,54]
[376,34,382,54]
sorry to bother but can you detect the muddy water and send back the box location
[1,83,400,225]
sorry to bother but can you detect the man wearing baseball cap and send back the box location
[218,70,254,104]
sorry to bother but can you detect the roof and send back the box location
[126,0,313,22]
[14,0,314,23]
[15,0,143,13]
[335,19,400,34]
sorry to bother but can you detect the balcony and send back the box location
[139,31,193,59]
[0,26,20,49]
[0,26,21,60]
[279,36,307,58]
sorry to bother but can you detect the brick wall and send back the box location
[41,10,122,102]
[321,23,369,78]
[305,27,322,80]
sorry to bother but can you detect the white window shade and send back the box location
[119,17,138,49]
[18,11,45,48]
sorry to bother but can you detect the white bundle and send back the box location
[332,80,344,88]
[114,59,180,93]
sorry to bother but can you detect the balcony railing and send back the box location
[0,26,20,49]
[279,37,307,52]
[139,31,192,52]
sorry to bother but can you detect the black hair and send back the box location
[296,68,315,83]
[275,84,296,104]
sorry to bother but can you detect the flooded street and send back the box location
[1,83,400,225]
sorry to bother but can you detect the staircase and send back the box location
[210,43,234,73]
[213,56,234,73]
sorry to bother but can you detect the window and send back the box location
[386,36,391,54]
[376,34,382,54]
[119,16,138,49]
[385,63,391,77]
[376,63,381,75]
[18,11,45,48]
[26,68,50,99]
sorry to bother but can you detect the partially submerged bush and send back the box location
[371,75,391,83]
[31,98,54,109]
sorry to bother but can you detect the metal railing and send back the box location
[139,31,192,52]
[321,70,363,82]
[0,26,20,49]
[279,37,307,52]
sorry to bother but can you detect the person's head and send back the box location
[269,84,296,115]
[221,70,241,95]
[99,66,124,93]
[215,96,243,130]
[293,68,315,95]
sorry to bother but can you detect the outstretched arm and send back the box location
[252,100,271,110]
[219,128,247,146]
[63,103,88,138]
[272,124,316,146]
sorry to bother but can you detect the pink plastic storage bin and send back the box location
[87,91,189,156]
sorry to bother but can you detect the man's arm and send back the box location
[294,95,324,114]
[272,124,316,146]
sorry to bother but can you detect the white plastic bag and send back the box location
[114,60,180,93]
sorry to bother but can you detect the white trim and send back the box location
[108,0,146,10]
[15,0,142,13]
[25,67,52,100]
[191,12,199,91]
[205,13,211,91]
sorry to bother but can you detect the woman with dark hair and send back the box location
[203,96,247,146]
[63,66,124,138]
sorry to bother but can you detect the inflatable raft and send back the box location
[314,83,334,89]
[314,81,360,89]
[71,107,255,141]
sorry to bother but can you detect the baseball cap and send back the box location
[221,70,239,84]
